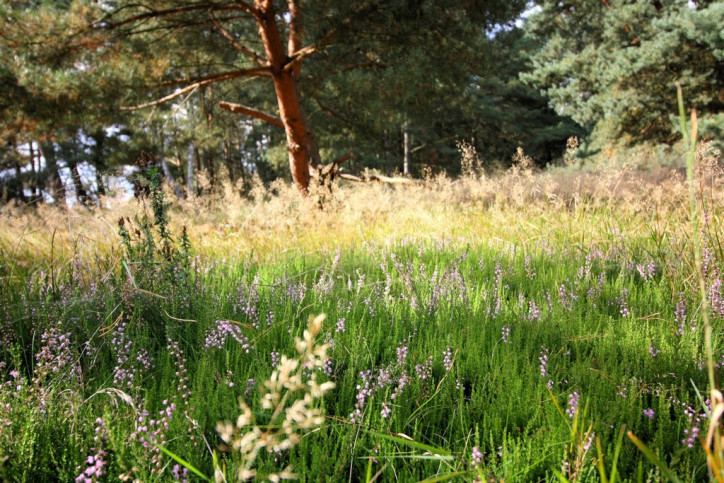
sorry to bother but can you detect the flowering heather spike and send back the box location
[649,344,660,358]
[524,255,537,279]
[443,347,453,372]
[397,345,408,365]
[205,320,253,352]
[527,300,542,321]
[414,356,433,380]
[75,418,108,483]
[539,347,549,378]
[558,283,578,312]
[566,391,580,418]
[616,289,631,318]
[172,464,189,483]
[709,278,724,318]
[380,402,391,419]
[501,325,510,343]
[643,409,655,419]
[675,295,688,335]
[472,446,484,466]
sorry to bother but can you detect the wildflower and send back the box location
[649,344,660,358]
[566,392,580,418]
[381,402,391,419]
[443,347,453,372]
[501,326,510,343]
[643,409,655,419]
[472,446,484,466]
[539,347,549,377]
[397,345,408,365]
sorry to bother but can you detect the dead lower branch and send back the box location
[121,68,270,110]
[218,101,284,128]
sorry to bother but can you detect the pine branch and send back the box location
[122,68,269,110]
[209,12,268,67]
[218,101,283,128]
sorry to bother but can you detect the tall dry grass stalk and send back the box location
[215,314,334,481]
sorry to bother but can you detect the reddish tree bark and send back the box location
[254,0,316,193]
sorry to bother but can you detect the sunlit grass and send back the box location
[0,147,722,481]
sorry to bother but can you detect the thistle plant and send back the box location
[216,314,335,481]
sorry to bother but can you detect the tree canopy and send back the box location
[0,0,720,204]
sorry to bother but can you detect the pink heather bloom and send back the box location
[472,446,484,466]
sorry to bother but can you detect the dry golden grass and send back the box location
[0,142,720,270]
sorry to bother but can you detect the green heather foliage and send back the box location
[1,184,724,480]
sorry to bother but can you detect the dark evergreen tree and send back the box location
[523,0,723,147]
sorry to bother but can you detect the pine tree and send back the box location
[523,0,723,147]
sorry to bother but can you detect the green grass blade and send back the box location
[627,432,682,483]
[417,470,470,482]
[551,466,570,482]
[595,437,609,483]
[363,430,451,456]
[155,444,211,482]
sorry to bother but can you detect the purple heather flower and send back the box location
[381,402,392,419]
[397,345,408,365]
[566,392,580,418]
[472,446,484,466]
[539,347,549,377]
[649,344,660,358]
[501,326,510,343]
[443,347,453,372]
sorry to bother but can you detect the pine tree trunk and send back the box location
[39,142,66,207]
[69,160,89,206]
[403,122,411,177]
[187,142,195,198]
[91,131,106,198]
[255,0,317,193]
[29,142,40,201]
[161,156,185,199]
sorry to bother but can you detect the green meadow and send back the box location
[2,149,723,482]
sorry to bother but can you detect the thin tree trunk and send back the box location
[29,142,41,201]
[13,160,26,203]
[69,160,89,207]
[403,121,411,177]
[187,142,195,199]
[160,157,185,199]
[39,142,66,206]
[8,140,26,203]
[90,130,107,202]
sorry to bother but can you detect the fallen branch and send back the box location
[337,172,418,185]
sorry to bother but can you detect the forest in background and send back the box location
[0,0,721,206]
